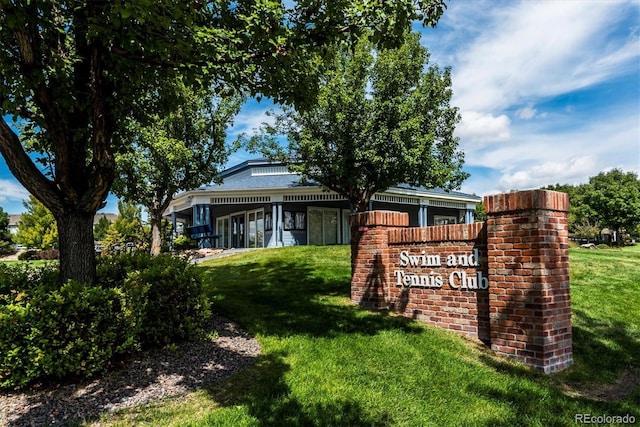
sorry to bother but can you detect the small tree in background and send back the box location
[0,207,14,254]
[14,195,58,250]
[93,215,113,242]
[582,169,640,246]
[112,83,241,255]
[102,201,146,253]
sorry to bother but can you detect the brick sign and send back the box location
[350,189,572,373]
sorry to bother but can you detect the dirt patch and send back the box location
[560,364,640,401]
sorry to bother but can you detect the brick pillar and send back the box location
[485,189,572,373]
[351,211,408,309]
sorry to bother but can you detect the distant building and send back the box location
[8,213,118,235]
[164,159,482,248]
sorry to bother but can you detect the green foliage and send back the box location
[102,201,147,253]
[0,254,210,390]
[573,218,600,242]
[94,215,113,241]
[172,234,199,251]
[16,249,58,261]
[123,254,211,348]
[0,0,447,284]
[545,171,640,244]
[112,82,242,255]
[14,195,58,250]
[252,32,467,211]
[96,253,211,349]
[0,207,13,255]
[0,264,128,389]
[583,169,640,244]
[474,202,487,222]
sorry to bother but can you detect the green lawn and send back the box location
[92,245,640,426]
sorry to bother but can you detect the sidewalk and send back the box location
[190,247,261,263]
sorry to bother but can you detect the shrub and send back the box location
[0,280,130,389]
[172,234,198,251]
[0,253,211,390]
[17,250,39,261]
[597,243,610,250]
[38,249,59,260]
[98,253,210,348]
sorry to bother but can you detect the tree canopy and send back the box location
[544,169,640,245]
[14,195,58,250]
[0,0,448,284]
[112,82,241,255]
[252,31,467,211]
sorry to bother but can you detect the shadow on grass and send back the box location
[198,258,415,425]
[200,260,424,338]
[570,308,640,384]
[206,352,392,427]
[470,353,640,426]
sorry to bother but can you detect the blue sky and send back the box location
[227,0,640,195]
[1,0,639,213]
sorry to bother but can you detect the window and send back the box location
[308,208,339,245]
[284,211,306,231]
[434,215,457,225]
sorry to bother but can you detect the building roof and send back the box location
[200,159,481,202]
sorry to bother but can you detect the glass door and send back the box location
[231,213,245,248]
[216,217,229,248]
[247,209,265,248]
[308,208,323,245]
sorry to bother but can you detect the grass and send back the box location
[0,259,55,267]
[89,245,639,426]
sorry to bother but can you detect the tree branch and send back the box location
[0,116,63,213]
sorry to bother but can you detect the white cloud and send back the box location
[228,103,281,137]
[449,0,639,112]
[460,106,640,195]
[498,156,597,190]
[455,111,511,142]
[516,105,537,120]
[0,180,29,203]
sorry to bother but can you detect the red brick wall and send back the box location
[485,190,572,373]
[350,189,572,373]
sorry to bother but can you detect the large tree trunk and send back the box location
[150,214,163,256]
[56,210,97,284]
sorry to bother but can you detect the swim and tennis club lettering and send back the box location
[393,249,488,290]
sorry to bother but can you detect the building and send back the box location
[164,159,482,248]
[8,213,118,235]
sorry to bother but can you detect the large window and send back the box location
[308,208,339,245]
[216,216,229,248]
[248,209,264,248]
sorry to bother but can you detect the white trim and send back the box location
[284,193,346,202]
[426,200,466,210]
[373,194,420,205]
[251,166,295,176]
[211,196,271,204]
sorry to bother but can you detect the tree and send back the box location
[582,169,640,246]
[93,215,112,242]
[112,83,241,255]
[474,202,487,222]
[0,206,13,254]
[253,32,467,211]
[102,201,147,254]
[0,1,447,284]
[14,195,58,250]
